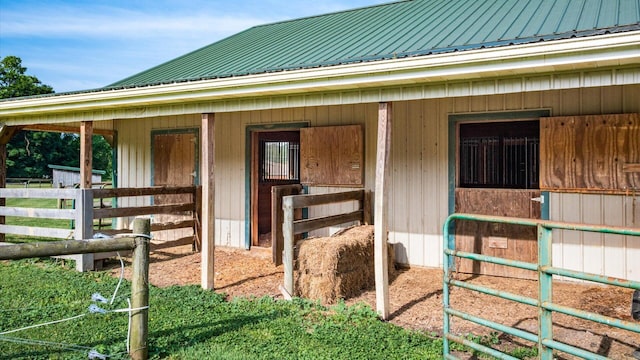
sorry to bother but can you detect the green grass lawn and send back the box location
[0,260,443,360]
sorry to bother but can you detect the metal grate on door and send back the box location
[460,136,539,189]
[260,140,300,182]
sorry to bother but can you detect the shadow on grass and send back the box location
[0,311,277,360]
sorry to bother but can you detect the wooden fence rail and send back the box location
[6,178,53,187]
[282,189,370,297]
[0,218,151,360]
[0,188,81,241]
[0,185,199,271]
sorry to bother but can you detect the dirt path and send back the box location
[107,244,639,359]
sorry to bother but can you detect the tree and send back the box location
[1,55,112,180]
[0,55,53,99]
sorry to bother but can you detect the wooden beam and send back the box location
[0,236,136,260]
[102,134,115,147]
[0,124,21,145]
[290,190,363,208]
[374,102,392,319]
[201,113,215,290]
[0,187,78,199]
[0,224,74,239]
[22,124,114,137]
[96,219,195,235]
[93,203,194,219]
[92,185,195,198]
[292,210,363,235]
[0,206,76,220]
[80,121,93,189]
[22,124,115,147]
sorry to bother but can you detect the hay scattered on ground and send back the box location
[294,225,396,304]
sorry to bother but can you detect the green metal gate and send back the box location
[443,213,640,360]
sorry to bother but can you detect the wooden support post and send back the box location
[201,113,215,289]
[0,124,18,243]
[0,141,6,243]
[363,190,372,225]
[80,121,93,189]
[194,186,202,251]
[130,218,151,360]
[0,221,150,360]
[283,196,295,296]
[374,102,392,319]
[75,189,94,271]
[77,122,95,264]
[271,184,302,266]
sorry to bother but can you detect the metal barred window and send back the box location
[260,140,300,182]
[459,121,539,189]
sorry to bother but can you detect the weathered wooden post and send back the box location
[130,217,150,360]
[75,188,95,271]
[375,102,392,319]
[0,124,18,243]
[282,196,295,297]
[0,221,151,359]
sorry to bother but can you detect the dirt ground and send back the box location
[107,244,640,359]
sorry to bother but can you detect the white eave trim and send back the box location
[1,30,640,117]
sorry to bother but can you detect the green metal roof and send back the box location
[48,164,106,175]
[106,0,640,89]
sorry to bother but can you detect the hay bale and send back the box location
[294,225,396,304]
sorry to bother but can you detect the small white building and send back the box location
[48,164,104,188]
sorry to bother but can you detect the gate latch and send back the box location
[531,195,544,204]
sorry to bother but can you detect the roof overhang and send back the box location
[1,30,639,122]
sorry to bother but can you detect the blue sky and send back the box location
[0,0,389,93]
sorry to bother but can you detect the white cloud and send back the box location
[1,0,393,92]
[1,7,272,40]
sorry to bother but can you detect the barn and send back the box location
[1,0,639,317]
[48,164,105,188]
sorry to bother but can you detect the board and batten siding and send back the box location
[114,115,200,230]
[550,192,639,281]
[386,84,640,281]
[215,104,380,247]
[113,84,640,281]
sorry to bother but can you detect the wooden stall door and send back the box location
[455,189,541,279]
[251,131,301,247]
[153,131,197,243]
[455,119,542,280]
